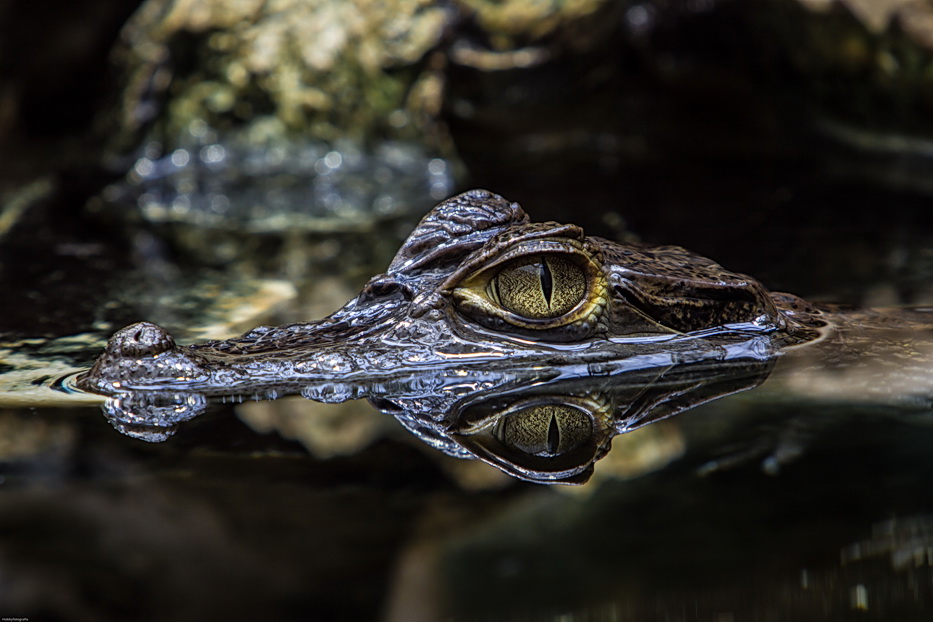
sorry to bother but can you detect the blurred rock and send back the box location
[110,0,452,149]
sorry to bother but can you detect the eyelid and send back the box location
[451,240,595,292]
[439,237,590,293]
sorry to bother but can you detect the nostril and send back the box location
[374,282,400,296]
[360,277,413,302]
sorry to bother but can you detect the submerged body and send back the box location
[77,189,823,397]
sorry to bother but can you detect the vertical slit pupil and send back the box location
[547,413,560,454]
[539,258,553,308]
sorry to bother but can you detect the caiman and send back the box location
[76,190,933,483]
[77,189,823,396]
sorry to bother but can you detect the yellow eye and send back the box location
[448,240,609,340]
[494,404,593,457]
[489,255,586,319]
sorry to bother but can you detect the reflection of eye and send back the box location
[452,392,612,484]
[489,256,586,319]
[494,404,593,457]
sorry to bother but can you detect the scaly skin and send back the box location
[77,189,822,397]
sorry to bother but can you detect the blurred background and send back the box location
[2,1,933,620]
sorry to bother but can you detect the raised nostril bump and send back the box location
[107,322,177,358]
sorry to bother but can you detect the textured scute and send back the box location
[388,189,528,273]
[79,190,816,399]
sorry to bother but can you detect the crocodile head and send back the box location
[77,189,814,397]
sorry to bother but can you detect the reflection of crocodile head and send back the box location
[402,357,775,484]
[77,189,819,397]
[98,356,775,484]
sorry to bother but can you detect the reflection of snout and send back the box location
[102,391,208,442]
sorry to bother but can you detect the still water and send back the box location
[2,171,933,621]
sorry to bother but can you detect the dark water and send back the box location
[4,0,933,618]
[2,140,933,620]
[6,368,933,621]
